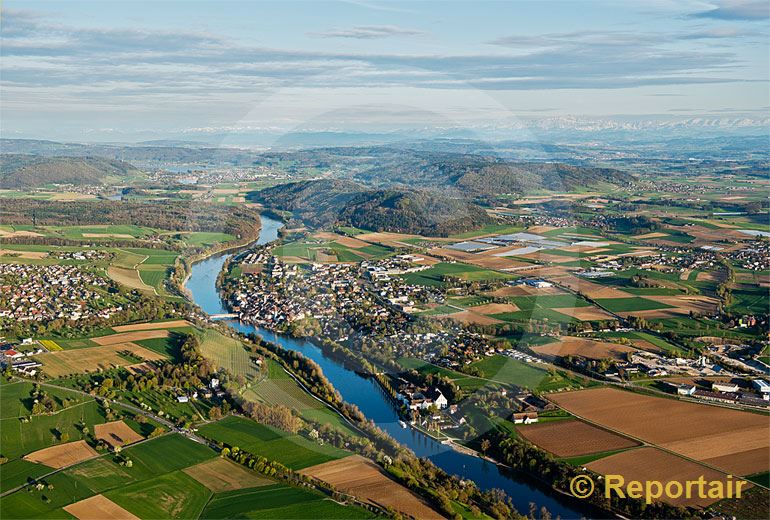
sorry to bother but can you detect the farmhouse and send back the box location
[512,411,539,424]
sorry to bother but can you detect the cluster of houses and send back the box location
[0,264,121,324]
[0,338,44,376]
[727,241,769,271]
[397,382,449,411]
[228,257,391,334]
[176,377,224,403]
[668,378,770,408]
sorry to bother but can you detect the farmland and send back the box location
[34,343,167,378]
[517,419,639,458]
[586,447,736,508]
[550,388,770,476]
[200,483,379,519]
[198,416,349,470]
[300,455,444,520]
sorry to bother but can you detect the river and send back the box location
[185,215,590,519]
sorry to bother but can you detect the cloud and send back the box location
[311,25,425,39]
[692,0,770,20]
[0,8,757,102]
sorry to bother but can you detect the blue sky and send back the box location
[1,0,768,141]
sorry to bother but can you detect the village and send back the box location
[0,263,122,326]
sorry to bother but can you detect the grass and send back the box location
[105,470,212,519]
[468,355,584,392]
[746,471,770,488]
[1,386,107,460]
[397,357,492,392]
[197,329,261,382]
[198,416,349,470]
[201,483,377,519]
[561,447,635,467]
[120,434,216,479]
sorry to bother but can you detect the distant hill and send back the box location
[0,154,143,188]
[252,179,493,236]
[353,154,636,195]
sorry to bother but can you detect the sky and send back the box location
[1,0,769,142]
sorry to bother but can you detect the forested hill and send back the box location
[353,154,635,195]
[0,154,143,188]
[252,179,494,236]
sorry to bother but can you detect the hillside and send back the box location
[252,179,493,236]
[0,154,143,188]
[353,154,635,195]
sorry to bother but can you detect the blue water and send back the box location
[185,215,589,519]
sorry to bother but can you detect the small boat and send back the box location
[399,420,407,428]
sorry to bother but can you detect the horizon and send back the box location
[1,0,769,142]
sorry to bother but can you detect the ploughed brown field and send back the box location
[550,388,770,476]
[183,458,272,492]
[111,320,192,332]
[94,420,143,448]
[533,337,636,360]
[550,306,614,321]
[586,447,742,508]
[64,494,139,520]
[36,343,167,377]
[300,455,445,520]
[517,420,639,457]
[24,440,98,468]
[447,310,503,326]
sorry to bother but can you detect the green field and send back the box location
[201,483,377,519]
[198,416,349,470]
[468,355,585,392]
[594,297,675,313]
[106,470,212,519]
[0,434,218,519]
[397,357,492,392]
[0,383,107,460]
[198,329,261,382]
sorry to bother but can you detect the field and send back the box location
[107,266,156,293]
[197,329,261,382]
[1,384,108,461]
[91,330,171,345]
[531,336,637,360]
[300,455,444,520]
[94,420,144,448]
[200,483,378,519]
[198,416,349,470]
[517,420,639,457]
[467,355,585,392]
[182,458,272,492]
[64,494,140,520]
[586,447,736,508]
[550,388,770,476]
[111,320,192,332]
[105,470,212,519]
[23,440,99,468]
[35,343,167,377]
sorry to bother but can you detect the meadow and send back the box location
[198,416,349,470]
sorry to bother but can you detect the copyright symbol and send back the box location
[570,475,594,499]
